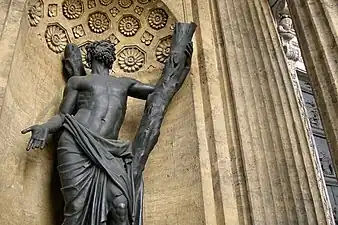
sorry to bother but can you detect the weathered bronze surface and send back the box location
[22,22,196,225]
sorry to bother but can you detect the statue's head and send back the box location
[86,40,116,69]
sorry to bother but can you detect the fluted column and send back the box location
[285,0,338,171]
[185,0,334,223]
[0,0,10,36]
[0,0,26,110]
[216,0,332,222]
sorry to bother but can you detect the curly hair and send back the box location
[86,40,116,69]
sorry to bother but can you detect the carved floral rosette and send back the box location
[148,8,168,30]
[156,36,172,63]
[37,0,176,73]
[107,33,120,46]
[118,0,133,8]
[72,25,85,38]
[119,15,140,36]
[88,12,110,33]
[79,41,92,68]
[141,31,154,46]
[88,0,96,9]
[110,7,120,17]
[27,0,43,26]
[134,6,144,15]
[99,0,113,6]
[62,0,84,19]
[118,47,145,72]
[45,24,69,53]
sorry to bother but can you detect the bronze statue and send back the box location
[22,22,196,225]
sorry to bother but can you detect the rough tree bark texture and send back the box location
[131,22,196,225]
[132,22,197,184]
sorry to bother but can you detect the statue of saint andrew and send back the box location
[22,22,196,225]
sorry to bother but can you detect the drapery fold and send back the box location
[57,114,135,224]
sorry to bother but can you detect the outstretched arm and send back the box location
[42,77,79,131]
[22,77,79,151]
[127,79,155,100]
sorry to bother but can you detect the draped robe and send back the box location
[57,114,136,225]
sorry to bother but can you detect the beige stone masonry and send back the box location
[0,1,205,224]
[197,0,332,224]
[286,0,338,172]
[185,0,248,224]
[0,0,10,36]
[0,0,26,111]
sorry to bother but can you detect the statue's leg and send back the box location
[57,131,92,224]
[108,195,128,225]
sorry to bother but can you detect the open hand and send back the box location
[185,42,193,58]
[184,42,193,67]
[21,125,49,151]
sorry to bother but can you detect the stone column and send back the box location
[185,0,334,223]
[0,0,26,110]
[285,0,338,170]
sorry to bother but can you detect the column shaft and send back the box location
[207,0,332,223]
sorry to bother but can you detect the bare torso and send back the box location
[72,74,134,139]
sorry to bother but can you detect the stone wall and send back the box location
[0,0,204,224]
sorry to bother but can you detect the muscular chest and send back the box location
[76,77,129,108]
[80,77,128,96]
